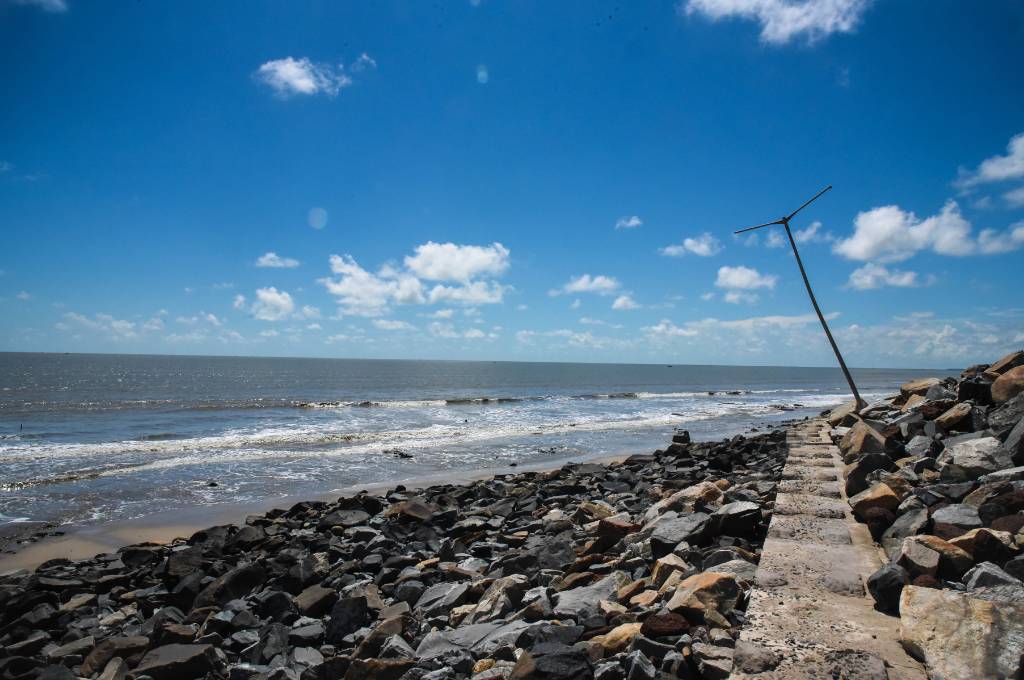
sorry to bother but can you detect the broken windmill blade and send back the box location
[731,185,867,411]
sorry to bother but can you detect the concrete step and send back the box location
[734,419,926,679]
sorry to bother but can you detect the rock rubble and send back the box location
[0,428,791,680]
[830,349,1024,679]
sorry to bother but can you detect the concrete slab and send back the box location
[734,419,926,680]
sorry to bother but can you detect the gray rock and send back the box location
[552,571,630,620]
[414,620,534,659]
[931,504,982,539]
[648,513,711,554]
[414,581,469,618]
[938,437,1012,481]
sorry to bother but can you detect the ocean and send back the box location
[0,352,950,529]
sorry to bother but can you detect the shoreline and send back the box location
[0,449,637,574]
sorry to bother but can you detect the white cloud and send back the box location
[516,330,537,345]
[428,280,506,305]
[660,232,723,257]
[847,263,921,290]
[463,328,486,339]
[516,304,528,311]
[142,317,165,332]
[256,252,300,268]
[550,274,621,296]
[1004,187,1024,208]
[255,57,355,98]
[204,312,222,326]
[351,53,377,72]
[260,329,280,338]
[323,244,508,316]
[765,229,785,248]
[427,308,455,319]
[834,200,1024,262]
[715,265,777,290]
[793,220,832,244]
[306,323,322,330]
[682,0,870,45]
[373,319,415,331]
[252,286,295,321]
[956,132,1024,189]
[723,291,759,304]
[570,299,582,310]
[297,305,321,320]
[612,294,640,310]
[61,312,138,340]
[644,319,699,338]
[615,215,643,230]
[15,291,30,300]
[325,334,350,344]
[580,317,623,328]
[233,294,247,310]
[321,254,401,317]
[13,0,67,12]
[978,222,1024,254]
[404,242,509,282]
[700,292,716,301]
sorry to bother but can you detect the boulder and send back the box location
[552,572,630,620]
[931,504,983,539]
[899,585,1024,679]
[415,620,533,659]
[828,400,859,427]
[415,581,469,618]
[867,563,909,614]
[844,453,894,497]
[881,507,928,558]
[935,402,972,431]
[900,378,942,398]
[839,421,887,458]
[937,436,1011,482]
[898,535,973,580]
[992,366,1024,403]
[80,636,149,676]
[133,644,221,680]
[192,562,266,610]
[989,350,1024,375]
[665,572,740,626]
[648,513,711,555]
[711,501,762,538]
[590,622,642,655]
[849,483,900,520]
[509,643,592,679]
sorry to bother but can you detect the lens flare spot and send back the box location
[308,207,328,230]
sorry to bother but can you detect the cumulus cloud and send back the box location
[59,312,138,340]
[550,274,621,296]
[1004,187,1024,208]
[322,243,509,316]
[723,291,759,304]
[428,322,487,340]
[715,265,777,290]
[682,0,871,45]
[404,242,509,282]
[833,200,1024,262]
[644,319,699,338]
[612,294,640,310]
[615,215,643,230]
[847,263,921,290]
[660,232,723,257]
[793,220,833,244]
[251,287,295,321]
[255,56,373,98]
[373,319,415,331]
[955,132,1024,189]
[256,252,300,268]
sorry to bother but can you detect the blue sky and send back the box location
[2,0,1023,368]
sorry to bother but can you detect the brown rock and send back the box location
[992,366,1024,403]
[839,420,887,457]
[81,637,150,677]
[666,572,740,625]
[134,644,221,680]
[640,611,690,637]
[935,402,972,431]
[591,622,642,655]
[900,377,942,398]
[849,483,900,520]
[988,350,1024,375]
[651,554,690,588]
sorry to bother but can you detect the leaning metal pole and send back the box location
[734,185,866,410]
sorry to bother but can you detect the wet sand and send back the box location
[0,451,630,574]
